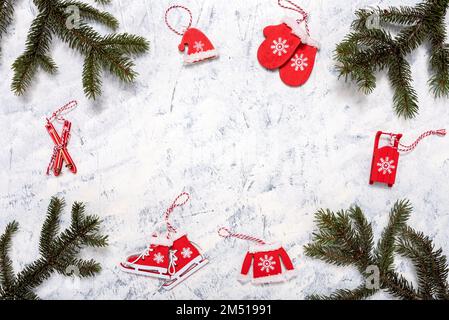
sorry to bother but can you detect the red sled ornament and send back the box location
[218,228,297,284]
[120,192,208,290]
[257,1,319,87]
[166,5,218,64]
[45,101,78,176]
[370,129,446,187]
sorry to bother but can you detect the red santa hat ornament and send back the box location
[218,227,297,284]
[165,5,218,64]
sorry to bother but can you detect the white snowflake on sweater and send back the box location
[271,38,289,56]
[153,252,164,264]
[258,255,276,273]
[377,157,396,175]
[290,53,309,71]
[181,247,193,259]
[193,41,204,52]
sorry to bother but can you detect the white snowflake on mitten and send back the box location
[271,38,289,56]
[377,157,396,174]
[291,53,309,71]
[153,252,164,264]
[258,255,276,273]
[181,247,193,259]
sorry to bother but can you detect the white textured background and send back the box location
[0,0,448,300]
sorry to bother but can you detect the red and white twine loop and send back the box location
[165,192,190,234]
[218,227,266,245]
[165,5,193,36]
[278,0,310,35]
[390,129,446,153]
[46,100,77,123]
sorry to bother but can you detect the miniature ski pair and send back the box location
[120,192,208,290]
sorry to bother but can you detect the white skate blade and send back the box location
[119,263,170,280]
[162,258,209,290]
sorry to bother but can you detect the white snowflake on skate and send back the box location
[257,255,276,273]
[153,252,164,264]
[377,157,396,175]
[271,38,289,56]
[290,53,309,71]
[193,41,204,52]
[181,247,193,259]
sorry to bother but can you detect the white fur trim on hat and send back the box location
[184,49,219,64]
[282,16,320,49]
[248,242,282,253]
[251,269,298,284]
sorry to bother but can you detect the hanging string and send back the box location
[278,0,310,35]
[46,100,77,123]
[390,129,446,153]
[218,227,266,245]
[165,5,193,36]
[165,192,190,234]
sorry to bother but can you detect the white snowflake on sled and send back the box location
[257,255,276,273]
[291,53,308,71]
[377,157,396,175]
[193,41,204,52]
[153,252,164,264]
[271,38,289,56]
[181,247,193,259]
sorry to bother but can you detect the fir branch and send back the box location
[7,0,148,99]
[374,200,412,273]
[306,200,449,300]
[0,221,18,294]
[335,0,449,118]
[0,197,108,300]
[0,0,15,42]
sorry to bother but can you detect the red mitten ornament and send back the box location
[278,17,319,86]
[257,23,302,70]
[218,228,297,284]
[369,130,446,187]
[166,5,218,64]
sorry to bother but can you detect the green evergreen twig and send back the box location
[335,0,449,118]
[0,197,108,300]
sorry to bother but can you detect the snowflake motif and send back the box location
[290,53,309,71]
[181,247,193,259]
[193,41,204,52]
[153,252,164,264]
[257,255,276,273]
[377,157,396,175]
[271,38,289,56]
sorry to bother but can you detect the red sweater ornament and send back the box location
[219,228,297,284]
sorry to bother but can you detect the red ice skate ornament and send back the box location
[165,5,218,64]
[257,0,319,87]
[45,101,77,176]
[120,192,208,290]
[369,129,446,187]
[218,228,297,284]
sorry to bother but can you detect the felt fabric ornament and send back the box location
[218,227,297,284]
[45,101,78,176]
[257,1,319,87]
[165,5,218,64]
[120,192,208,290]
[370,129,446,187]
